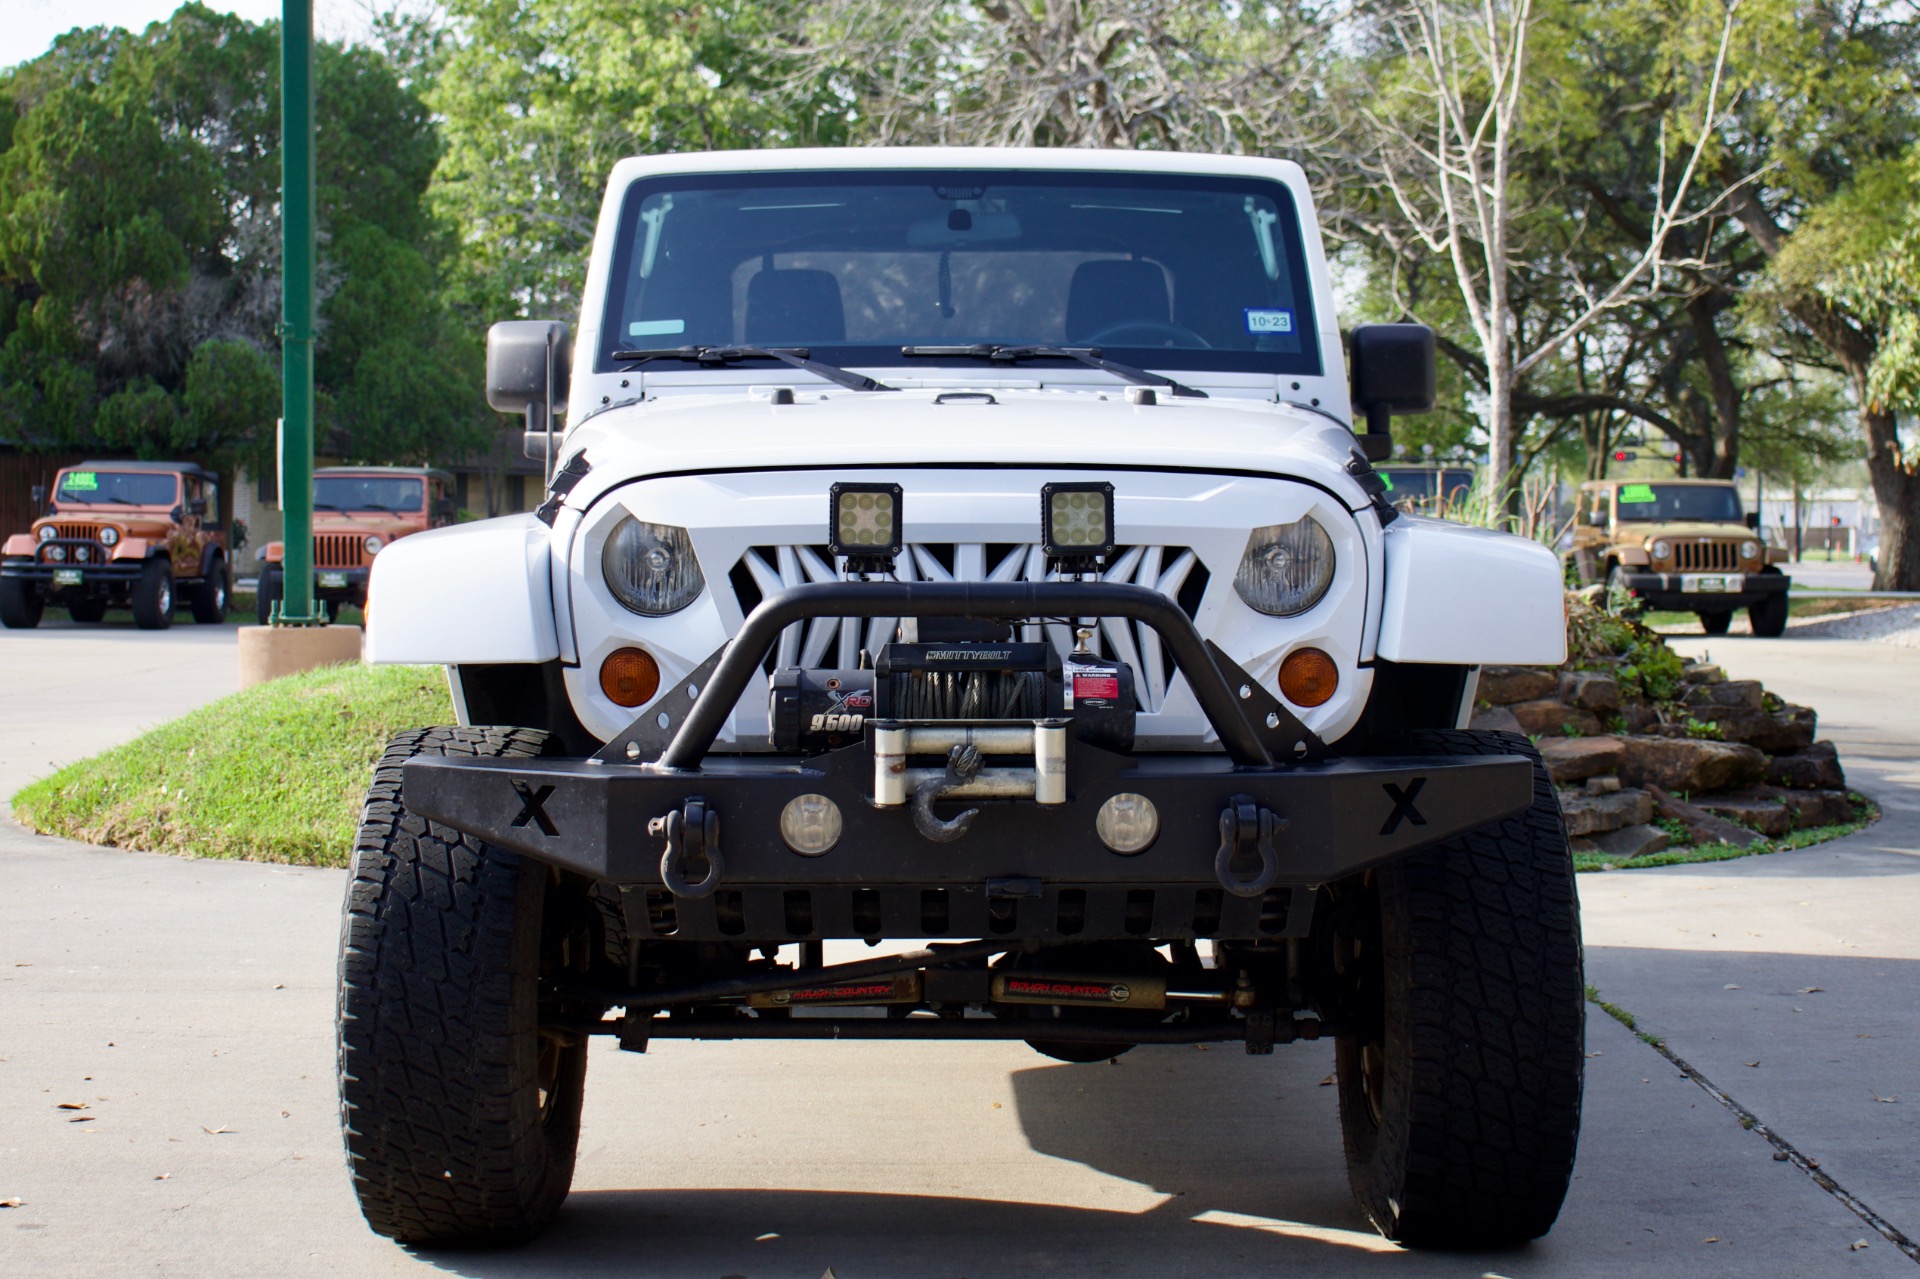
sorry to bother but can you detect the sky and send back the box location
[3,0,377,70]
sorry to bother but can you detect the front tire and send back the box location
[130,560,173,630]
[1748,570,1788,637]
[337,726,585,1246]
[191,557,229,624]
[1698,609,1732,635]
[0,576,43,629]
[256,567,282,625]
[1334,729,1584,1248]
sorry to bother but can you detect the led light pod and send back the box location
[1041,481,1116,566]
[829,482,903,572]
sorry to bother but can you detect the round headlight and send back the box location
[1234,518,1335,617]
[1096,793,1160,854]
[37,525,56,542]
[45,544,67,561]
[780,794,842,855]
[1741,540,1760,560]
[1650,539,1672,560]
[364,535,384,554]
[99,526,119,546]
[603,517,704,616]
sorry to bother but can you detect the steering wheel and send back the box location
[1078,320,1212,349]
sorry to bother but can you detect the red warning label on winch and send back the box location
[1072,674,1120,702]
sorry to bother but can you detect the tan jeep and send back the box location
[0,460,231,630]
[1568,477,1790,636]
[256,466,453,623]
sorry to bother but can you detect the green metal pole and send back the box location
[276,0,321,625]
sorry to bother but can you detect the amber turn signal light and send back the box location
[1278,647,1338,708]
[600,647,660,707]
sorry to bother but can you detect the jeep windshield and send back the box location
[54,470,176,506]
[1616,483,1743,523]
[313,476,424,514]
[597,169,1320,377]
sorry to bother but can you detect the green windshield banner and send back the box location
[64,472,98,491]
[1619,483,1656,504]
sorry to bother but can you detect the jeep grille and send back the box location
[315,533,363,569]
[727,543,1208,714]
[1673,541,1739,572]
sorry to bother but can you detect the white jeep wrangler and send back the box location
[337,148,1581,1250]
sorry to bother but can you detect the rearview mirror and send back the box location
[1348,324,1436,463]
[488,320,571,476]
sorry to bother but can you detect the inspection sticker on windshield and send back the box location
[627,319,686,336]
[1619,483,1656,504]
[64,472,98,491]
[1244,308,1294,335]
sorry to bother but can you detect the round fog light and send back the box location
[780,793,842,855]
[1279,647,1338,707]
[599,647,660,708]
[1096,793,1159,854]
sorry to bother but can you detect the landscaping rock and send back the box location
[1647,785,1764,847]
[1617,737,1767,793]
[1538,736,1626,784]
[1619,703,1662,734]
[1558,787,1654,837]
[1511,699,1603,737]
[1698,794,1793,838]
[1589,823,1672,860]
[1585,775,1623,796]
[1684,705,1814,753]
[1684,679,1765,711]
[1561,671,1621,713]
[1764,742,1846,791]
[1684,663,1725,685]
[1766,786,1855,829]
[1481,665,1559,706]
[1469,705,1524,735]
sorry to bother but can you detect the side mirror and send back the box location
[1348,324,1436,463]
[1744,512,1760,531]
[488,320,571,474]
[30,484,46,510]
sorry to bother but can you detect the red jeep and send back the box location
[256,467,454,624]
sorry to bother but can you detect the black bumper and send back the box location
[402,579,1538,941]
[1621,571,1788,611]
[1,557,144,587]
[312,567,370,598]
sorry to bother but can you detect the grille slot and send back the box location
[54,523,102,542]
[1674,541,1739,572]
[315,534,363,569]
[731,542,1207,712]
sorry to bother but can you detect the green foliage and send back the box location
[1682,716,1723,740]
[11,662,452,866]
[0,4,489,470]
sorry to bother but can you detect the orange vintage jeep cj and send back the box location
[0,460,231,630]
[257,466,453,623]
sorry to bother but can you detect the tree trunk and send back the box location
[1862,398,1920,590]
[1686,292,1741,478]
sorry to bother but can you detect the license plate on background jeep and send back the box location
[319,572,347,588]
[52,569,83,586]
[1682,574,1731,593]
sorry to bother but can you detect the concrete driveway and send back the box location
[3,622,1918,1276]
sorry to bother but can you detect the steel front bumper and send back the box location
[1621,571,1787,611]
[401,580,1538,939]
[0,555,144,587]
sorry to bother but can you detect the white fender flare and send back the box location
[1375,515,1567,666]
[364,515,558,664]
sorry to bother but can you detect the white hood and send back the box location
[558,387,1377,516]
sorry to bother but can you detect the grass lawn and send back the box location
[10,662,450,866]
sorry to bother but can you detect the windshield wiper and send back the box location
[611,345,898,393]
[899,344,1206,399]
[313,502,341,511]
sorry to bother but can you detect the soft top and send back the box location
[316,465,451,480]
[73,459,214,479]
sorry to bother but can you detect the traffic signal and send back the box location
[1611,450,1637,462]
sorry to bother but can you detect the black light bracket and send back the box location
[1041,481,1115,576]
[829,482,903,578]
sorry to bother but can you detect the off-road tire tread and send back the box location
[1338,729,1584,1248]
[337,725,585,1246]
[256,567,281,626]
[131,559,172,630]
[190,556,228,624]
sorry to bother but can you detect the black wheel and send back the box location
[1748,570,1788,637]
[1333,729,1584,1248]
[256,567,282,625]
[67,598,109,624]
[130,560,173,630]
[0,575,43,629]
[191,556,229,624]
[338,726,586,1246]
[1698,610,1732,635]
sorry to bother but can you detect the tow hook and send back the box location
[651,797,722,897]
[1215,794,1285,898]
[911,743,984,843]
